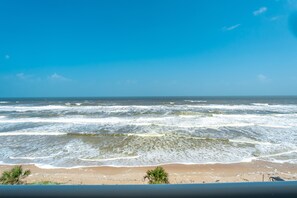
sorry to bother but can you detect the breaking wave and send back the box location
[0,97,297,167]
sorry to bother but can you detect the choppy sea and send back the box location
[0,96,297,168]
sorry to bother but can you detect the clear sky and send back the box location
[1,0,297,97]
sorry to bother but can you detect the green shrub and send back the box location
[144,166,169,184]
[0,166,31,185]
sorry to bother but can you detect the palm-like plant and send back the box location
[144,166,169,184]
[0,166,31,185]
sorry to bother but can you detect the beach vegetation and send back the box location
[144,166,169,184]
[0,166,31,185]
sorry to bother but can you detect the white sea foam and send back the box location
[0,113,296,129]
[239,157,256,163]
[184,100,207,103]
[0,131,66,136]
[0,105,67,112]
[79,155,139,162]
[9,152,62,160]
[182,104,297,113]
[1,98,297,167]
[0,103,297,115]
[259,149,297,158]
[252,103,270,106]
[229,139,273,145]
[164,135,275,146]
[257,124,291,129]
[0,161,252,169]
[0,101,8,104]
[237,150,297,164]
[0,117,124,124]
[31,163,98,169]
[0,116,173,126]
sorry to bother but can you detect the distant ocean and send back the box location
[0,96,297,168]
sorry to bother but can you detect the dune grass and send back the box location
[144,166,169,184]
[0,165,31,185]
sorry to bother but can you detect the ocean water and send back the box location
[0,96,297,168]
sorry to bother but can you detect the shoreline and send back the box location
[0,160,268,170]
[1,160,297,184]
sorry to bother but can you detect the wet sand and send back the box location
[1,160,297,184]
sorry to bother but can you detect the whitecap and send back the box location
[252,103,269,106]
[184,100,207,103]
[0,105,67,112]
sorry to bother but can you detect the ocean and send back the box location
[0,96,297,168]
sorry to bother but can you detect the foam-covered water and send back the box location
[0,97,297,168]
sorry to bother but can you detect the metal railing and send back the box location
[0,181,297,198]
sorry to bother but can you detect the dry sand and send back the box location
[1,161,297,184]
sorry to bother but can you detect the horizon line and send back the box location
[1,95,297,99]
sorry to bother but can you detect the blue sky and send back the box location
[1,0,297,97]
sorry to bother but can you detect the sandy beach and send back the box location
[1,161,297,184]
